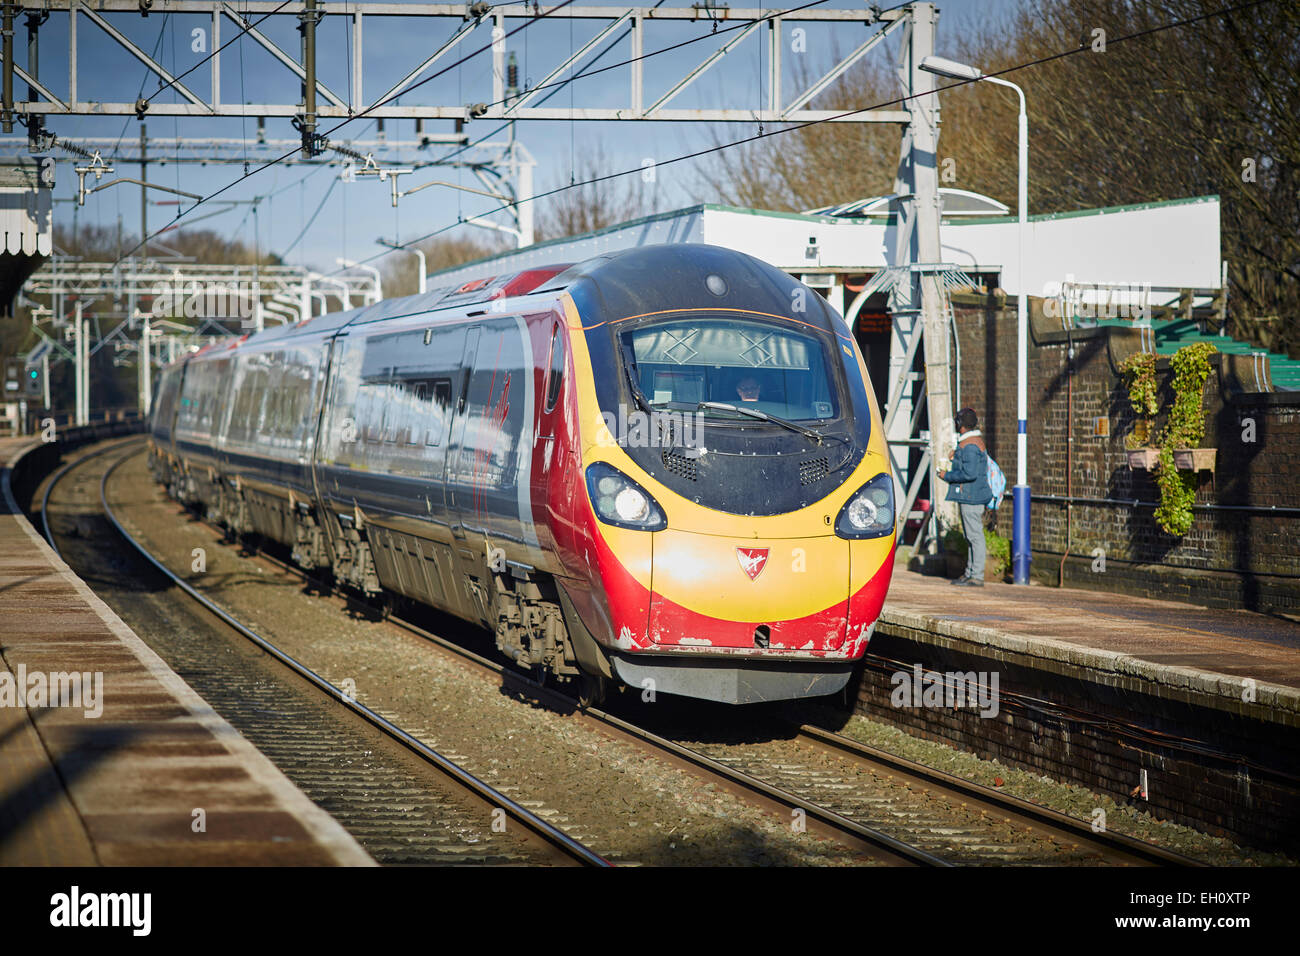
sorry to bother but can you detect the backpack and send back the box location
[986,456,1007,510]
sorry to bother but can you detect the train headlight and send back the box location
[586,463,667,531]
[835,473,895,539]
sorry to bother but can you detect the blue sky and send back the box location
[31,0,1020,275]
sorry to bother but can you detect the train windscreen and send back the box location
[622,316,839,422]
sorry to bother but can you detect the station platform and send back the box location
[1,436,373,865]
[881,555,1300,726]
[869,556,1300,852]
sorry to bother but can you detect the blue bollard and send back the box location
[1012,484,1031,584]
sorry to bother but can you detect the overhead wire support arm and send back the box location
[335,145,414,206]
[401,178,511,203]
[77,174,203,208]
[357,163,414,207]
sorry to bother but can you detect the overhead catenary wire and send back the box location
[145,0,298,107]
[397,0,671,247]
[97,0,821,260]
[99,0,1270,276]
[144,0,839,260]
[55,0,857,250]
[327,0,1279,279]
[280,176,338,257]
[103,0,584,265]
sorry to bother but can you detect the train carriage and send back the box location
[149,244,897,705]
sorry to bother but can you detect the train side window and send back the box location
[403,382,421,445]
[425,379,452,446]
[433,380,452,408]
[381,382,397,443]
[544,323,565,412]
[358,387,379,444]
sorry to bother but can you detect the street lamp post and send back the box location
[377,238,426,295]
[921,55,1031,584]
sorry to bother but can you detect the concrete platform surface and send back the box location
[1,437,373,866]
[882,555,1300,724]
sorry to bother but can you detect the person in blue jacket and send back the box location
[938,407,992,586]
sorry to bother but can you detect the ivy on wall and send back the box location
[1153,342,1217,536]
[1119,351,1159,449]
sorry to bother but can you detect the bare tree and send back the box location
[1009,0,1300,357]
[702,0,1300,357]
[698,53,901,212]
[54,223,279,265]
[536,143,658,241]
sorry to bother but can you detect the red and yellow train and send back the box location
[149,243,896,704]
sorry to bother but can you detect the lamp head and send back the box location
[920,56,984,81]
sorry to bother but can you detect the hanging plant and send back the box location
[1119,351,1158,450]
[1152,342,1217,536]
[1153,445,1197,536]
[1163,341,1216,449]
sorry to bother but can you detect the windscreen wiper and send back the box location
[620,344,655,413]
[697,401,824,444]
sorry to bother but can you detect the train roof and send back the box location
[172,243,838,368]
[548,243,842,334]
[223,263,575,353]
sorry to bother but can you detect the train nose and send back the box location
[647,530,849,651]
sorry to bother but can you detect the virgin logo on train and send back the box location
[736,547,770,582]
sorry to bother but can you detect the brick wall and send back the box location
[951,293,1300,613]
[855,627,1300,854]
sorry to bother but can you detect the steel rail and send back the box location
[315,571,1199,866]
[224,521,1196,867]
[113,447,1206,867]
[118,482,939,864]
[793,724,1205,867]
[232,545,948,865]
[89,446,608,868]
[368,582,1208,866]
[39,434,147,549]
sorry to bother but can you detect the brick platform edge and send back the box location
[3,432,375,867]
[854,608,1300,855]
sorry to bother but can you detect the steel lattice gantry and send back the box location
[22,255,381,422]
[4,1,965,544]
[0,2,911,124]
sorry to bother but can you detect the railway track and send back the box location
[637,713,1202,866]
[388,619,1200,866]
[38,438,607,867]
[100,447,939,866]
[94,443,1202,866]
